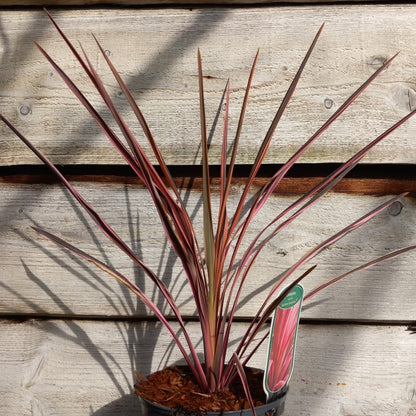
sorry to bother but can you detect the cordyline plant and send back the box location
[2,12,416,411]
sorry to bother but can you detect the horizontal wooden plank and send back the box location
[0,0,385,6]
[1,180,415,321]
[1,6,416,166]
[0,319,414,415]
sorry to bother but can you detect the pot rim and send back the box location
[138,389,287,416]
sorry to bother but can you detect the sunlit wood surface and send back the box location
[1,4,415,415]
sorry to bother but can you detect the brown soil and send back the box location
[135,365,267,414]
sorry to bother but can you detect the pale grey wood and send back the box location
[1,181,415,321]
[0,0,386,6]
[1,6,416,166]
[0,319,414,415]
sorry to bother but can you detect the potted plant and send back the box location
[1,11,415,415]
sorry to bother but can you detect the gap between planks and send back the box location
[1,314,415,328]
[1,164,416,196]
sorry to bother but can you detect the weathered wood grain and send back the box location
[0,319,414,415]
[1,5,415,416]
[1,6,416,166]
[0,0,387,6]
[1,180,415,321]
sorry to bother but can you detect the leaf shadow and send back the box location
[2,11,415,415]
[5,196,183,414]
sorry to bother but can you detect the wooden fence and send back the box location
[1,3,415,415]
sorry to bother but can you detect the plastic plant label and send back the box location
[263,284,304,402]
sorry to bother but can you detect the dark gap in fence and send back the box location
[1,313,415,328]
[1,162,415,179]
[1,164,415,195]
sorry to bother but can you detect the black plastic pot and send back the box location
[138,391,286,416]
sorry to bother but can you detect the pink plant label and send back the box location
[263,284,304,401]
